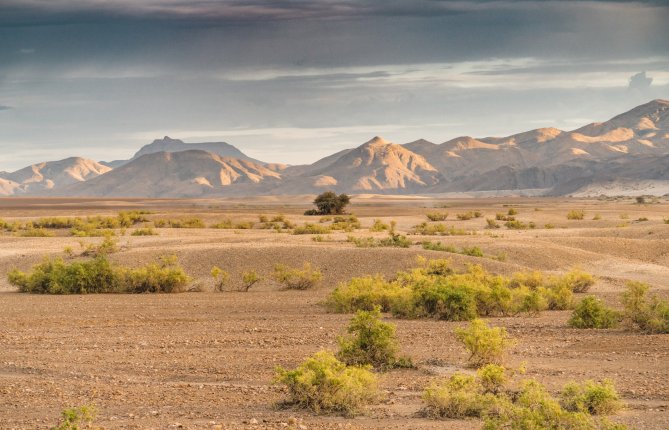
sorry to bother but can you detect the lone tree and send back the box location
[307,191,351,215]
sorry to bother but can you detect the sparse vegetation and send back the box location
[486,218,500,229]
[423,373,489,419]
[274,351,378,416]
[326,260,591,320]
[569,297,621,329]
[560,380,622,415]
[412,222,473,236]
[240,270,262,292]
[504,220,528,230]
[131,227,158,236]
[336,307,411,370]
[567,210,585,220]
[8,254,189,294]
[293,223,332,235]
[422,360,626,429]
[154,217,206,228]
[421,241,484,258]
[456,211,482,220]
[273,262,322,290]
[211,266,230,292]
[369,219,390,231]
[52,404,99,430]
[426,212,448,221]
[621,281,669,333]
[455,319,516,367]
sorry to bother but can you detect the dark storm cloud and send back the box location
[2,0,668,72]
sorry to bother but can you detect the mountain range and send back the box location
[2,99,668,198]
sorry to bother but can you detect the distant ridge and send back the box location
[2,99,669,197]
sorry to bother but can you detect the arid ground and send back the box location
[0,196,668,429]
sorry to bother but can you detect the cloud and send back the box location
[628,71,653,90]
[0,105,11,111]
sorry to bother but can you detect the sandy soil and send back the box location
[0,196,668,429]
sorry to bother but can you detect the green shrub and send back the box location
[369,219,390,231]
[210,218,234,229]
[421,241,457,253]
[496,213,515,221]
[337,307,410,369]
[477,364,508,394]
[621,281,669,333]
[455,319,516,367]
[412,283,479,321]
[52,404,99,430]
[483,379,627,430]
[348,231,411,248]
[117,210,150,227]
[154,217,206,228]
[462,246,484,257]
[211,266,230,292]
[507,208,518,216]
[275,351,377,416]
[121,256,190,293]
[423,373,491,418]
[423,372,627,429]
[504,220,528,230]
[329,215,360,231]
[559,269,595,293]
[569,297,620,329]
[240,270,261,292]
[8,255,189,294]
[80,236,119,257]
[412,222,472,236]
[486,218,500,229]
[18,227,55,237]
[426,212,448,221]
[567,210,585,220]
[274,262,322,290]
[456,211,482,221]
[326,276,407,313]
[131,227,158,236]
[560,380,622,415]
[8,256,120,294]
[31,217,78,229]
[293,223,332,235]
[327,260,594,321]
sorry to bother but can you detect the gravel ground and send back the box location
[0,196,668,429]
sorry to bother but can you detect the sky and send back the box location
[1,0,668,170]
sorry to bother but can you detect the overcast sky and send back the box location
[1,0,668,170]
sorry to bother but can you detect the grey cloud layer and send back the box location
[0,1,668,170]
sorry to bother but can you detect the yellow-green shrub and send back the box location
[621,281,669,333]
[455,319,516,367]
[569,297,620,329]
[423,373,493,418]
[337,307,411,369]
[274,262,322,290]
[275,351,378,416]
[560,380,622,415]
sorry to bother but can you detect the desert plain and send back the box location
[0,195,667,429]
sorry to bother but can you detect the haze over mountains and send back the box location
[2,99,669,198]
